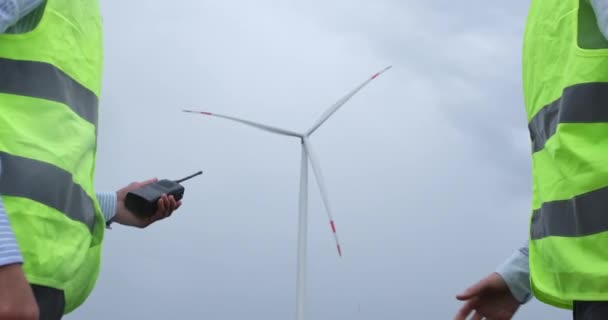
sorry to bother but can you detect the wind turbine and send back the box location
[183,66,391,319]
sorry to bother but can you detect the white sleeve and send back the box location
[495,242,532,304]
[590,0,608,40]
[0,0,43,34]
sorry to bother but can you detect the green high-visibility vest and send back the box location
[524,0,608,309]
[0,0,104,314]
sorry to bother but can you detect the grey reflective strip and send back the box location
[0,152,95,232]
[528,82,608,153]
[530,186,608,240]
[0,58,98,125]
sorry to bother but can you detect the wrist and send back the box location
[496,250,532,304]
[96,191,118,229]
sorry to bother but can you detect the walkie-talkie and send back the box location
[125,170,203,218]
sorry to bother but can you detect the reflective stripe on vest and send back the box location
[527,82,608,240]
[0,57,98,125]
[0,152,95,232]
[531,185,608,239]
[528,82,608,153]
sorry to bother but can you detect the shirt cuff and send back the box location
[496,246,532,304]
[96,191,117,228]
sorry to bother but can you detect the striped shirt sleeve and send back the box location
[0,201,23,266]
[97,191,117,224]
[591,0,608,41]
[0,0,44,34]
[0,157,23,266]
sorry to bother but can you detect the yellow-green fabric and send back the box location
[523,0,608,309]
[0,0,104,314]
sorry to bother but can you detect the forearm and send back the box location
[496,242,531,304]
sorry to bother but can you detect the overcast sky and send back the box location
[65,1,570,319]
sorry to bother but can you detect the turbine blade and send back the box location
[306,65,392,136]
[183,109,303,137]
[303,138,342,257]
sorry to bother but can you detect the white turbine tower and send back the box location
[183,66,391,319]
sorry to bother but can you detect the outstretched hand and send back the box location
[114,178,182,228]
[454,272,521,320]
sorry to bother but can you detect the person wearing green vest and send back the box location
[0,1,182,319]
[453,0,608,319]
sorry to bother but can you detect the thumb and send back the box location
[140,178,159,186]
[122,178,158,194]
[456,279,488,300]
[132,178,158,190]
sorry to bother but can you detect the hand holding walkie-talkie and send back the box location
[125,170,203,218]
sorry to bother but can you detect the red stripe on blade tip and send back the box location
[330,220,336,233]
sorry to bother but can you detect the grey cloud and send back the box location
[64,1,569,319]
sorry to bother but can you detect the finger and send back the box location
[456,279,488,300]
[157,194,167,215]
[454,297,478,320]
[148,196,168,224]
[162,195,173,217]
[168,195,177,212]
[471,311,483,320]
